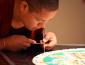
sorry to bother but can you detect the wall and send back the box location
[46,0,85,44]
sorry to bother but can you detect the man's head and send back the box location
[25,0,59,12]
[13,0,59,31]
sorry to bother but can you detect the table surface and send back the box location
[0,45,85,65]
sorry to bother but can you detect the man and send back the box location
[0,0,59,51]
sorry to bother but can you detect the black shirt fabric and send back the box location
[6,27,44,55]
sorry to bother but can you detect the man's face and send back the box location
[13,1,57,31]
[21,9,57,31]
[13,1,58,31]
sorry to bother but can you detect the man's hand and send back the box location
[3,35,36,51]
[42,32,57,50]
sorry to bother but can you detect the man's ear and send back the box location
[20,1,29,14]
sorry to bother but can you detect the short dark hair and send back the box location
[25,0,59,12]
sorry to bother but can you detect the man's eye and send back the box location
[35,16,46,22]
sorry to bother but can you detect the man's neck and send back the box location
[11,19,24,29]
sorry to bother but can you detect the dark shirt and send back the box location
[6,27,44,55]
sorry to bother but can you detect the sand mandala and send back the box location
[32,48,85,65]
